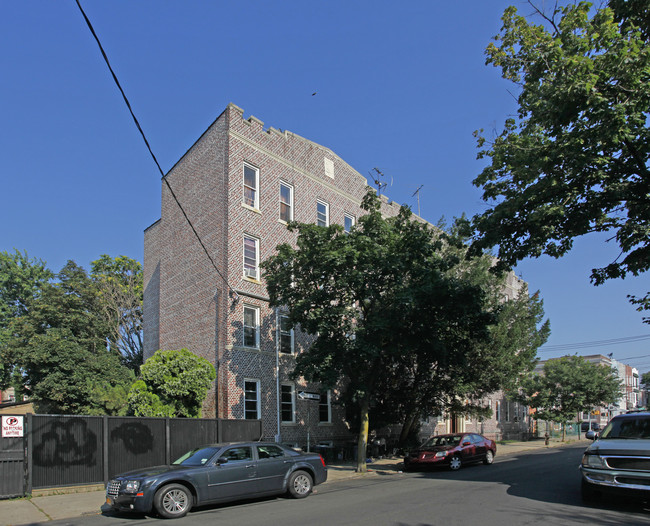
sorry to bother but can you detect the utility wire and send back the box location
[538,334,650,352]
[75,0,237,299]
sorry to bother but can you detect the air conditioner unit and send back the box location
[244,268,258,279]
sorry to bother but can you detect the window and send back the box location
[344,214,355,233]
[319,390,331,423]
[244,379,260,419]
[243,235,259,280]
[281,384,295,423]
[243,306,259,348]
[280,182,293,222]
[243,163,259,209]
[279,315,294,354]
[496,401,501,422]
[505,402,510,422]
[316,200,329,227]
[223,446,253,462]
[257,445,285,459]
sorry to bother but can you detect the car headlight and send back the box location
[581,454,606,469]
[125,480,141,492]
[434,451,447,458]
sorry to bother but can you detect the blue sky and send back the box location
[1,1,648,369]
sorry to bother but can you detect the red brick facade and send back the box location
[144,104,409,446]
[144,103,530,447]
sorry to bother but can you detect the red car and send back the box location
[404,433,497,471]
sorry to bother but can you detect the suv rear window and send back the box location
[600,416,650,439]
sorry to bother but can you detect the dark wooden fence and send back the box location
[1,414,261,498]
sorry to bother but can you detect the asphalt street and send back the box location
[31,444,650,526]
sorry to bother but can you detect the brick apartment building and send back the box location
[144,103,531,448]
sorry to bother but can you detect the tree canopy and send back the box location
[364,219,549,445]
[515,355,622,439]
[127,349,216,418]
[641,370,650,390]
[263,190,547,469]
[91,255,144,370]
[0,250,53,389]
[471,0,650,321]
[4,260,133,414]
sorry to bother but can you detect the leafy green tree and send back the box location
[127,380,176,417]
[263,190,522,470]
[7,261,132,414]
[87,377,135,416]
[367,221,549,445]
[127,349,216,418]
[515,355,622,440]
[91,255,143,370]
[471,1,650,321]
[0,250,53,389]
[641,371,650,390]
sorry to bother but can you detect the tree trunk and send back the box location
[356,397,370,473]
[399,410,418,446]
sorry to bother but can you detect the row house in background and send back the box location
[583,354,640,421]
[143,103,531,450]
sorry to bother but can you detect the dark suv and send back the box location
[580,412,650,501]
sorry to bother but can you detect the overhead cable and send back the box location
[538,334,650,352]
[74,0,237,300]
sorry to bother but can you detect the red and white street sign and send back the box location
[1,415,24,437]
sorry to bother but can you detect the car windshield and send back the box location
[422,435,462,447]
[172,447,221,466]
[600,417,650,439]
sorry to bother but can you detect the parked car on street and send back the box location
[404,433,497,471]
[580,411,650,502]
[581,421,600,433]
[106,442,327,518]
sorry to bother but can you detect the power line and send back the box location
[75,1,237,300]
[538,334,650,352]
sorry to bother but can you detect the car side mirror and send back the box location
[585,430,597,440]
[216,457,229,465]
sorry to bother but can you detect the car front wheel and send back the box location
[288,470,313,498]
[483,450,494,465]
[154,483,193,519]
[449,456,462,470]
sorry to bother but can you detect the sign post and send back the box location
[298,392,320,452]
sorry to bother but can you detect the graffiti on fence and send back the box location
[33,419,97,467]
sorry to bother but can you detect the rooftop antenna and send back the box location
[412,185,424,216]
[370,167,387,195]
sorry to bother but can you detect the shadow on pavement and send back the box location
[402,444,650,524]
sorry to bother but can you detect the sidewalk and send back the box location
[0,437,589,525]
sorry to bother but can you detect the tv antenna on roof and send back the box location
[370,167,393,195]
[412,185,424,216]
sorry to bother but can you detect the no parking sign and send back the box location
[2,415,24,437]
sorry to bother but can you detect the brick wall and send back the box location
[144,102,530,445]
[145,104,377,440]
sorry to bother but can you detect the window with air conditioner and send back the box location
[243,235,259,280]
